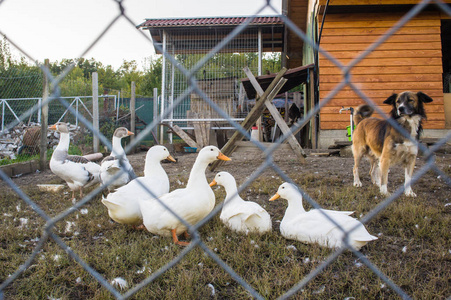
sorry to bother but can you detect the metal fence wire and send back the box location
[1,0,451,299]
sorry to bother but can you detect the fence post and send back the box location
[309,67,317,149]
[160,30,167,145]
[39,59,49,170]
[92,72,99,152]
[153,87,158,142]
[130,82,136,144]
[116,90,120,121]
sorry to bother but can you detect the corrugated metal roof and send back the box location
[137,16,283,28]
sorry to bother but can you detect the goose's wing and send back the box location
[222,201,267,219]
[53,156,99,186]
[322,209,354,216]
[283,210,349,238]
[66,155,91,164]
[221,201,271,232]
[100,155,115,165]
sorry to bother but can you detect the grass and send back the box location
[0,156,450,299]
[0,145,82,166]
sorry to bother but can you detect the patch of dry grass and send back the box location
[1,155,450,299]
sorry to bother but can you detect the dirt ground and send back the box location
[3,142,451,203]
[1,142,450,299]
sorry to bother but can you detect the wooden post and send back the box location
[309,68,317,149]
[92,72,99,152]
[284,92,289,122]
[243,67,306,162]
[39,59,49,171]
[130,81,136,143]
[153,87,158,143]
[160,30,167,145]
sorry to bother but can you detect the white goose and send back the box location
[139,146,231,246]
[100,127,134,192]
[49,122,101,200]
[270,182,377,250]
[101,145,176,226]
[209,171,272,234]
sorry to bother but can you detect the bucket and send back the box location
[250,126,259,141]
[183,147,197,153]
[346,126,356,141]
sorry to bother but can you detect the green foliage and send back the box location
[1,38,282,100]
[0,38,43,99]
[99,118,118,143]
[0,144,82,166]
[262,52,282,74]
[140,56,163,95]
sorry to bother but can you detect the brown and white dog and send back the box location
[352,91,433,197]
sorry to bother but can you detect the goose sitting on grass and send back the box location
[209,171,271,234]
[49,122,101,201]
[270,182,377,250]
[100,127,135,192]
[101,145,176,227]
[139,146,231,246]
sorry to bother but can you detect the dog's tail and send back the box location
[353,104,374,126]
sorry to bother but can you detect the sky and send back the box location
[0,0,282,70]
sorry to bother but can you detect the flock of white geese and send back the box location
[48,122,377,249]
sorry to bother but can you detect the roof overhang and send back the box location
[137,16,284,54]
[241,63,314,99]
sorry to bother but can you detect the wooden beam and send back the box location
[210,67,288,171]
[171,125,199,149]
[92,72,99,152]
[242,67,307,162]
[309,68,317,149]
[40,59,49,171]
[130,81,136,146]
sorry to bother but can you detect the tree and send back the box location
[140,56,162,96]
[0,39,43,99]
[97,65,122,94]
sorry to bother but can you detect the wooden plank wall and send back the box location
[318,11,445,130]
[287,0,309,69]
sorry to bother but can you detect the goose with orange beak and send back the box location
[139,146,231,246]
[270,182,377,250]
[209,171,271,234]
[48,122,101,200]
[102,145,176,227]
[100,127,135,192]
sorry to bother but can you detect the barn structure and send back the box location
[291,0,451,147]
[138,0,451,148]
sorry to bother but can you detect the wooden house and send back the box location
[286,0,451,147]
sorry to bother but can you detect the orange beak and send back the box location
[209,179,217,187]
[217,152,231,161]
[166,155,176,162]
[127,130,134,136]
[48,124,57,130]
[269,193,280,201]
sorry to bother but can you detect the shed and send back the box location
[138,16,293,144]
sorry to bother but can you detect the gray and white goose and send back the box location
[49,122,101,200]
[100,127,134,192]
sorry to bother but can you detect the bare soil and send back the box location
[3,143,451,214]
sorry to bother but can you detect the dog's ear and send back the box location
[383,93,397,105]
[417,92,433,103]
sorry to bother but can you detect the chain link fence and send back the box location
[1,0,451,299]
